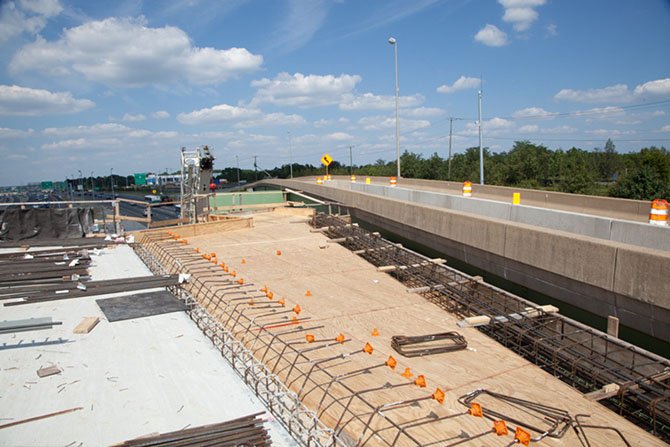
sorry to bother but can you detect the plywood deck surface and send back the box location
[174,211,664,447]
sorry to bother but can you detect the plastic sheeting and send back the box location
[0,207,94,241]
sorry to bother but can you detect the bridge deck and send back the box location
[152,210,663,447]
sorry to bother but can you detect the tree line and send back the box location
[219,139,669,201]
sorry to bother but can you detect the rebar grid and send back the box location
[133,231,484,447]
[312,213,670,443]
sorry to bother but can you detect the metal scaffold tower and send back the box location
[180,145,214,224]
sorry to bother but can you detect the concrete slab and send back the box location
[0,244,296,446]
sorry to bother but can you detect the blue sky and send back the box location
[1,0,669,185]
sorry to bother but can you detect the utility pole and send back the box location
[110,167,115,198]
[236,155,240,184]
[253,156,258,181]
[349,145,354,176]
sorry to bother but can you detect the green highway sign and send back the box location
[40,181,53,190]
[134,173,147,185]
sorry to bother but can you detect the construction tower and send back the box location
[180,145,214,224]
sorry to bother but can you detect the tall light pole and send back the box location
[389,36,401,178]
[235,155,240,184]
[110,168,115,198]
[288,131,293,179]
[77,169,82,193]
[90,171,94,191]
[478,88,484,185]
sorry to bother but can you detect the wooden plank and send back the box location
[36,365,61,378]
[73,316,100,334]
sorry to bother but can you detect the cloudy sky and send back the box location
[1,0,669,185]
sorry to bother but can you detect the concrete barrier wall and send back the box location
[261,179,670,338]
[349,182,670,252]
[322,175,651,220]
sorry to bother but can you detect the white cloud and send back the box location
[545,23,558,37]
[512,107,555,118]
[487,117,513,129]
[437,76,480,94]
[474,24,508,47]
[499,0,545,32]
[554,78,670,103]
[661,125,670,132]
[339,92,423,110]
[404,107,444,117]
[652,110,666,117]
[326,132,353,141]
[577,106,625,118]
[42,138,86,150]
[235,112,307,128]
[519,124,539,132]
[122,113,146,122]
[554,84,631,103]
[0,0,62,42]
[177,104,261,125]
[313,118,332,128]
[0,85,94,116]
[250,72,361,107]
[267,0,328,53]
[43,123,132,136]
[634,78,670,96]
[10,17,263,87]
[359,115,430,132]
[0,127,34,138]
[152,110,170,119]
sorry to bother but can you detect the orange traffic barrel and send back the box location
[327,174,332,181]
[316,177,323,185]
[463,181,473,197]
[649,199,668,226]
[390,176,397,187]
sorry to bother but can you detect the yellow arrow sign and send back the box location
[321,153,333,166]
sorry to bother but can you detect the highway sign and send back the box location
[321,153,333,166]
[40,181,53,190]
[134,173,147,185]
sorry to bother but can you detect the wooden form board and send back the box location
[141,211,663,447]
[73,316,100,334]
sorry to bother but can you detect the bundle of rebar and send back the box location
[312,212,670,443]
[113,412,272,446]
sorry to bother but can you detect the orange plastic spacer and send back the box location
[401,368,413,379]
[202,254,209,260]
[293,304,302,315]
[223,266,229,272]
[414,375,426,388]
[248,299,255,305]
[276,250,282,256]
[305,290,312,297]
[292,315,298,322]
[371,328,380,336]
[210,252,216,258]
[364,342,374,354]
[432,387,445,404]
[335,333,345,344]
[195,248,200,253]
[493,420,508,436]
[236,278,244,285]
[514,427,531,446]
[385,355,397,369]
[231,271,237,277]
[266,291,274,300]
[260,286,268,293]
[278,298,286,306]
[241,258,247,264]
[306,334,315,343]
[468,402,483,418]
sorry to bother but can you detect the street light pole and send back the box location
[288,131,293,179]
[77,169,82,193]
[110,168,115,198]
[90,171,94,191]
[389,37,400,179]
[478,89,484,185]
